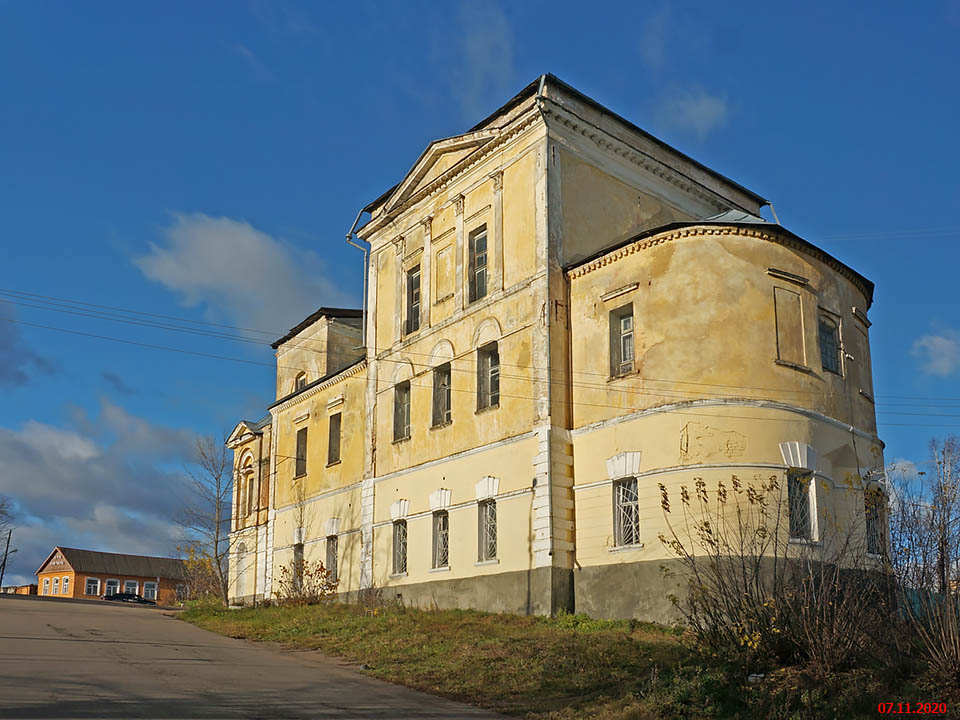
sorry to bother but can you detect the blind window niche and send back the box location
[327,412,342,465]
[295,427,308,477]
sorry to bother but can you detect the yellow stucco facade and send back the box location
[226,75,884,620]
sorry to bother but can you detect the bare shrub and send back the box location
[273,557,338,606]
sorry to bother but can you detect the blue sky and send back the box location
[2,1,959,584]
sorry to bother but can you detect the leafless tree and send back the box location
[0,495,11,533]
[178,435,234,605]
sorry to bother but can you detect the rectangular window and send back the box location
[393,520,408,575]
[246,476,255,516]
[774,287,806,366]
[124,580,139,595]
[865,488,885,556]
[432,511,449,569]
[327,412,342,465]
[788,472,812,541]
[42,578,50,595]
[609,304,635,376]
[143,582,157,601]
[478,500,497,561]
[85,577,100,596]
[613,478,640,546]
[295,427,308,477]
[326,536,338,582]
[52,577,59,594]
[818,315,841,374]
[468,225,488,303]
[432,363,452,426]
[406,266,421,334]
[61,577,70,595]
[477,342,500,410]
[394,381,411,441]
[105,579,120,596]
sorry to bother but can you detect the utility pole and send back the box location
[0,529,14,588]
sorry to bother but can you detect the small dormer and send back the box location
[271,308,363,400]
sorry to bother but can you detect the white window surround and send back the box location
[475,476,499,500]
[85,577,100,596]
[143,582,158,601]
[325,517,341,536]
[606,451,642,480]
[429,488,452,511]
[42,578,50,595]
[62,576,70,595]
[124,580,139,595]
[390,499,410,521]
[104,579,120,596]
[779,441,817,473]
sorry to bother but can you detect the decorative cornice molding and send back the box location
[269,360,366,416]
[566,225,873,304]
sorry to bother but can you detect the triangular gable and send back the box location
[226,421,260,449]
[35,546,73,576]
[384,130,498,213]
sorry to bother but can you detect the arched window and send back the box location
[295,372,308,391]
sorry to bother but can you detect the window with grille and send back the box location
[295,427,308,477]
[865,487,886,555]
[432,511,449,568]
[610,304,635,376]
[326,535,338,582]
[468,225,488,303]
[406,266,421,334]
[85,577,100,596]
[393,520,407,575]
[477,342,500,410]
[143,582,157,601]
[327,412,342,465]
[819,315,841,374]
[394,381,411,441]
[432,363,452,426]
[788,471,812,541]
[613,478,640,546]
[478,500,497,561]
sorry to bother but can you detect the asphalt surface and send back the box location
[0,594,504,719]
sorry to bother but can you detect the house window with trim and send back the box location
[295,427,307,477]
[393,520,407,574]
[865,487,886,556]
[610,304,635,376]
[326,536,338,582]
[105,579,119,596]
[61,576,70,595]
[52,577,60,594]
[432,511,449,569]
[394,381,411,441]
[124,580,139,595]
[432,363,452,426]
[85,577,100,596]
[143,582,157,601]
[613,478,640,546]
[42,578,50,595]
[406,265,421,334]
[295,372,308,391]
[478,500,497,561]
[819,315,841,374]
[477,342,500,410]
[788,471,813,541]
[468,225,488,303]
[327,412,342,465]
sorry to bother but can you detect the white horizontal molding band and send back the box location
[372,487,533,529]
[573,462,841,492]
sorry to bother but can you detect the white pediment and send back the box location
[385,131,498,213]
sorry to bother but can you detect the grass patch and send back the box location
[180,602,945,719]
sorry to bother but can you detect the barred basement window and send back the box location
[613,478,640,546]
[327,412,342,465]
[478,500,497,561]
[394,381,411,441]
[788,471,812,541]
[610,304,634,376]
[468,225,488,303]
[477,342,500,410]
[295,427,308,477]
[819,315,841,375]
[393,520,408,574]
[432,363,452,426]
[432,511,449,568]
[865,487,886,556]
[406,265,421,334]
[326,535,338,582]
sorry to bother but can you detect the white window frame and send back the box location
[123,580,139,595]
[42,578,50,595]
[52,577,60,595]
[85,577,101,596]
[61,576,70,595]
[143,581,158,601]
[787,471,817,542]
[104,579,120,596]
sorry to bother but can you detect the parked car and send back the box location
[101,592,156,605]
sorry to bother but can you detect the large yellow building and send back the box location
[227,75,883,621]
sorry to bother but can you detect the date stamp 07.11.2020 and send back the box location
[877,702,947,715]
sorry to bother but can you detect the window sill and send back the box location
[609,544,644,554]
[475,404,500,415]
[325,460,342,468]
[392,436,411,445]
[774,359,815,375]
[389,572,408,579]
[433,293,454,305]
[429,421,452,431]
[607,370,639,383]
[474,558,499,566]
[429,566,451,573]
[788,537,818,546]
[293,473,307,480]
[403,327,421,339]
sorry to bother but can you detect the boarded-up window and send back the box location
[774,287,805,366]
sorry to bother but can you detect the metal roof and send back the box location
[37,547,187,580]
[271,307,362,349]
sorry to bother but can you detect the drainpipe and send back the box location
[346,211,370,350]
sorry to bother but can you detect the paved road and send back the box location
[0,595,503,719]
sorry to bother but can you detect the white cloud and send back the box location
[452,1,516,123]
[656,86,729,140]
[912,331,960,377]
[135,213,351,335]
